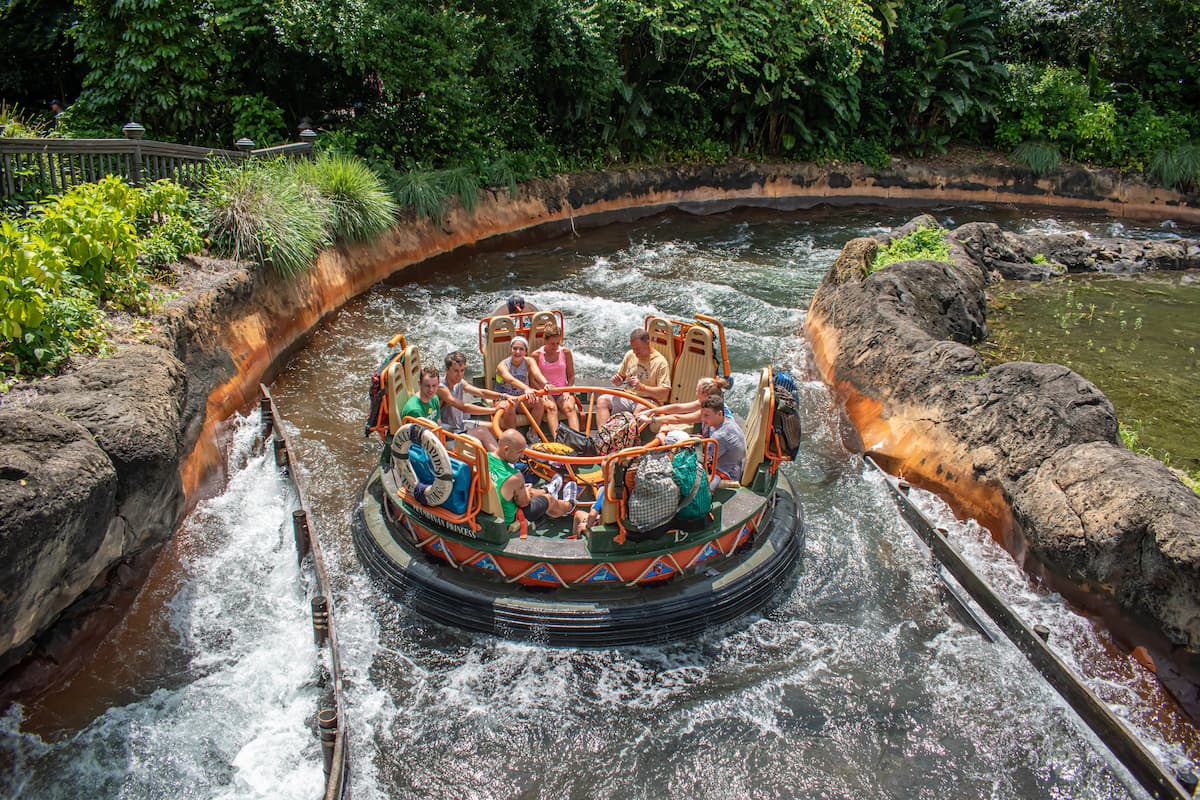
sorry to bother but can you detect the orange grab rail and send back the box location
[488,386,658,465]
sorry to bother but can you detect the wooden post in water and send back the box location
[311,595,330,647]
[318,708,337,775]
[292,509,311,564]
[273,436,288,469]
[259,396,273,438]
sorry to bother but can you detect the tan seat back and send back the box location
[646,317,674,382]
[483,316,517,391]
[528,311,558,353]
[669,325,716,404]
[740,367,774,485]
[385,343,422,434]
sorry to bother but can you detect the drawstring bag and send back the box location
[625,450,678,533]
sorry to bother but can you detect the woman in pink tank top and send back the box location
[532,322,580,429]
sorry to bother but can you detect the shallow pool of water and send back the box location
[984,271,1200,473]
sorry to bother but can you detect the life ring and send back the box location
[391,423,454,506]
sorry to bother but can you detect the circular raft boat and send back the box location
[352,311,805,646]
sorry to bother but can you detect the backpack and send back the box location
[672,445,711,522]
[624,450,679,533]
[771,369,803,460]
[594,411,639,455]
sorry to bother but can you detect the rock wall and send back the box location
[805,215,1200,663]
[1,159,1198,695]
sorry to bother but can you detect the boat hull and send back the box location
[353,468,805,646]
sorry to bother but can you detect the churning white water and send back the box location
[0,414,325,799]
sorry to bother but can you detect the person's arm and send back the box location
[501,472,530,507]
[438,385,494,417]
[463,383,503,402]
[640,357,672,402]
[564,349,575,385]
[525,357,550,390]
[655,410,701,426]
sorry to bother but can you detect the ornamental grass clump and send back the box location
[391,166,451,223]
[1149,143,1200,193]
[1012,140,1062,176]
[871,225,951,273]
[202,161,330,278]
[294,153,398,243]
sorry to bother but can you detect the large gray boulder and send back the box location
[806,218,1200,656]
[0,346,186,677]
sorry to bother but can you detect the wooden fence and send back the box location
[0,134,314,202]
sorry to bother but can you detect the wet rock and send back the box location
[1016,442,1200,649]
[0,346,187,679]
[0,409,117,663]
[807,215,1200,655]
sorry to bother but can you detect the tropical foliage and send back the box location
[872,225,951,272]
[0,177,202,380]
[3,0,1197,188]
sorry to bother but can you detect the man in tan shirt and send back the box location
[597,328,670,425]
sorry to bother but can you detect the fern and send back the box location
[871,225,950,272]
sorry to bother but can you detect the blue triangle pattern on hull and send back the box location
[526,564,558,584]
[587,566,619,582]
[474,554,500,572]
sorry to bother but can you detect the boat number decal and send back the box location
[672,530,689,543]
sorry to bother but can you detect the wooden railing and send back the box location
[0,131,315,202]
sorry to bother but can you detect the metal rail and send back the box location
[868,457,1192,800]
[259,385,349,800]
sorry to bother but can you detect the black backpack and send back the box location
[771,370,803,460]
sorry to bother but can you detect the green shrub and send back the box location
[295,153,398,243]
[437,166,480,214]
[872,225,950,272]
[1011,140,1062,175]
[135,180,204,268]
[27,177,146,306]
[202,161,331,277]
[229,93,288,147]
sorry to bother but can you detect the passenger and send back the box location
[530,322,581,430]
[597,328,670,426]
[637,376,730,427]
[572,486,604,538]
[402,366,441,422]
[699,394,746,486]
[438,351,500,452]
[494,336,557,437]
[489,429,576,532]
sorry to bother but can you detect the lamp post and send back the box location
[122,122,145,184]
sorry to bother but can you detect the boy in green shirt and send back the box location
[402,367,442,421]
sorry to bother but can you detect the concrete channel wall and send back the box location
[0,157,1196,722]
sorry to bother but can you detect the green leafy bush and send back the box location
[872,225,950,272]
[230,93,288,147]
[294,153,398,243]
[202,161,331,277]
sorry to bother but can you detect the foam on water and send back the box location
[0,413,324,800]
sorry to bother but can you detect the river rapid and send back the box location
[2,205,1197,799]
